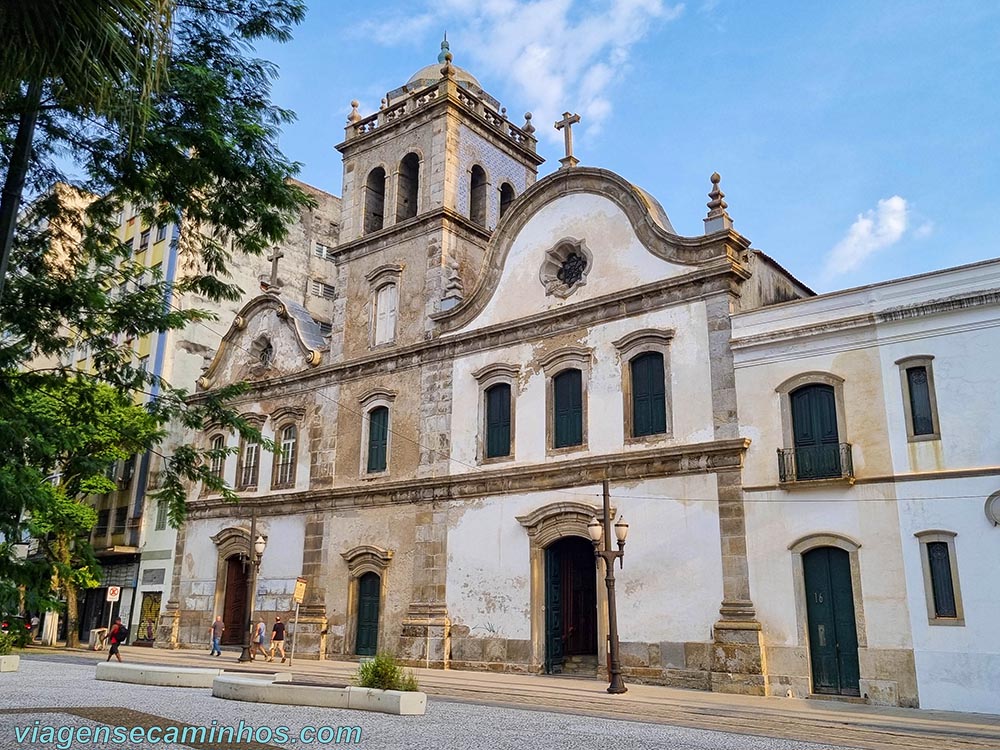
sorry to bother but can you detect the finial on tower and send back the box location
[347,100,361,125]
[522,112,535,134]
[441,51,454,78]
[438,34,451,63]
[704,172,733,233]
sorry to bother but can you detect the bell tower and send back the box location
[334,40,544,339]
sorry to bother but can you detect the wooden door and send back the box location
[804,547,861,695]
[222,556,248,645]
[355,572,381,656]
[545,544,565,673]
[791,384,840,479]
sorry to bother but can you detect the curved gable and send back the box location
[432,167,743,334]
[197,293,325,390]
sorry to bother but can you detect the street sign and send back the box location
[293,577,307,604]
[106,586,121,602]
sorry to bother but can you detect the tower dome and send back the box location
[406,37,482,90]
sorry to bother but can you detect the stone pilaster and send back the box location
[416,360,452,476]
[398,504,450,669]
[155,522,186,649]
[294,514,328,659]
[706,293,764,694]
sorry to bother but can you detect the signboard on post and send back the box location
[289,577,307,666]
[106,586,121,602]
[293,577,307,605]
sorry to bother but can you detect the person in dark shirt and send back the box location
[106,617,128,662]
[269,616,287,663]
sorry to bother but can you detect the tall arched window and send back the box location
[790,384,840,480]
[272,425,298,488]
[469,165,487,227]
[209,435,226,479]
[364,167,386,234]
[237,438,260,489]
[366,405,390,473]
[372,282,398,346]
[396,153,419,221]
[485,383,512,458]
[630,352,667,437]
[552,369,583,448]
[499,182,515,219]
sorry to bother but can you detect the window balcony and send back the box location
[777,443,854,485]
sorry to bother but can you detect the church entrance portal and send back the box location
[222,555,249,645]
[544,536,597,674]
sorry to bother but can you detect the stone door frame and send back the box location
[341,545,393,656]
[788,532,868,695]
[517,501,614,675]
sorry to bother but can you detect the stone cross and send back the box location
[554,111,581,168]
[267,248,284,289]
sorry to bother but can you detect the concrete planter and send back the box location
[0,654,20,672]
[348,687,426,716]
[211,675,427,715]
[95,662,292,688]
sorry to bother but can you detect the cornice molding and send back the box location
[189,438,751,519]
[191,261,746,404]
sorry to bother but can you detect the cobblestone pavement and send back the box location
[3,658,846,750]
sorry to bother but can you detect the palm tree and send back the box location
[0,0,173,304]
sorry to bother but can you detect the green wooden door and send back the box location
[631,352,666,437]
[791,384,840,479]
[803,547,860,695]
[355,572,380,656]
[544,544,565,673]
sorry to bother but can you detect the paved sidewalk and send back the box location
[23,644,1000,750]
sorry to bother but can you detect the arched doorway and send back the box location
[545,536,597,674]
[221,555,249,645]
[803,546,860,695]
[355,571,381,656]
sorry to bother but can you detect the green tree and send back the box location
[1,1,308,571]
[0,0,173,301]
[0,380,162,647]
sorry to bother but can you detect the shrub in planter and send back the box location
[0,631,17,656]
[355,653,419,692]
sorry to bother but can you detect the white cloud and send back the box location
[363,0,684,145]
[823,196,909,278]
[914,220,934,239]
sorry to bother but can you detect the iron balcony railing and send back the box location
[777,443,854,483]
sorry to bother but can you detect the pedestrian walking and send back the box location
[251,617,268,660]
[269,616,286,663]
[106,617,128,663]
[208,615,224,657]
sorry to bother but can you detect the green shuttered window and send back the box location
[927,541,958,618]
[367,406,389,473]
[485,383,511,458]
[553,369,583,448]
[906,366,935,436]
[630,352,666,437]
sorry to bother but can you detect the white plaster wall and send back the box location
[180,515,305,614]
[877,306,1000,474]
[896,477,1000,714]
[745,483,912,650]
[446,474,723,644]
[448,305,714,471]
[457,193,688,334]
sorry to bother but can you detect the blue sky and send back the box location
[256,0,999,293]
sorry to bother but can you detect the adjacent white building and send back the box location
[733,259,1000,712]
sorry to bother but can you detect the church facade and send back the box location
[156,45,1000,713]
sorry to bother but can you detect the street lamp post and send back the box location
[588,479,630,694]
[238,512,267,663]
